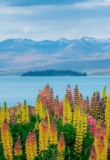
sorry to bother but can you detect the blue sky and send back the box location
[0,0,110,41]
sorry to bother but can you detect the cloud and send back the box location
[0,0,110,41]
[74,0,110,9]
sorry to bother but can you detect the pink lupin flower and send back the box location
[87,116,96,135]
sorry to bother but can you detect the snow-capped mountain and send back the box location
[0,37,110,75]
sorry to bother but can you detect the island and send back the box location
[21,69,87,76]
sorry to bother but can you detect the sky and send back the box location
[0,0,110,41]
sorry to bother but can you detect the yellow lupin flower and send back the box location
[21,100,30,123]
[1,119,13,160]
[3,102,10,123]
[36,95,44,119]
[24,100,30,123]
[74,120,83,154]
[25,131,37,160]
[50,119,57,145]
[39,117,49,152]
[63,95,72,125]
[73,104,81,129]
[36,95,40,115]
[81,110,87,137]
[102,86,106,98]
[39,123,45,152]
[31,130,37,157]
[102,124,108,159]
[105,94,110,138]
[17,104,22,124]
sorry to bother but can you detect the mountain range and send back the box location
[0,37,110,75]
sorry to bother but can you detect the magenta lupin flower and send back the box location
[87,116,96,135]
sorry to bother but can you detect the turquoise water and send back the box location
[0,76,110,106]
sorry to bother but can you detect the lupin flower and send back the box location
[36,95,44,119]
[25,133,32,160]
[102,86,106,98]
[85,96,90,114]
[108,147,110,153]
[24,100,30,123]
[87,116,96,136]
[63,95,72,124]
[98,136,104,150]
[74,121,83,154]
[17,103,22,124]
[14,137,22,156]
[95,127,102,139]
[58,132,65,160]
[31,130,37,157]
[94,124,108,160]
[74,85,79,103]
[90,93,98,119]
[1,119,13,160]
[39,84,54,116]
[96,92,100,104]
[58,101,63,118]
[39,116,49,152]
[66,84,73,105]
[81,110,87,137]
[53,96,59,117]
[105,94,110,137]
[20,100,30,123]
[101,124,108,159]
[0,107,3,128]
[50,119,57,145]
[73,104,81,129]
[89,147,97,160]
[78,93,84,113]
[25,131,37,160]
[3,102,10,123]
[102,124,107,135]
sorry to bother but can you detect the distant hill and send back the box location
[0,37,110,75]
[21,70,87,76]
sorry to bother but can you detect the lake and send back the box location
[0,76,110,107]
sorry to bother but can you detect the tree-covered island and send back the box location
[21,70,87,76]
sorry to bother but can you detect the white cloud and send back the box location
[74,0,110,9]
[23,26,33,33]
[0,2,110,41]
